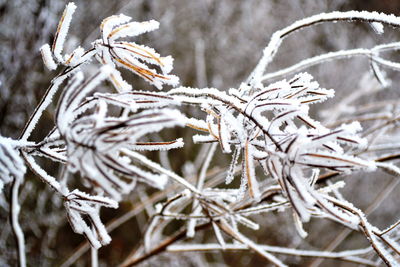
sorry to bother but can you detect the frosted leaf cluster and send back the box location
[56,67,185,201]
[40,2,92,70]
[170,73,374,205]
[40,2,179,91]
[65,189,118,248]
[94,14,179,90]
[32,1,184,250]
[161,73,377,253]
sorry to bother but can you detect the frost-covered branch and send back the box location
[261,42,400,82]
[0,136,27,267]
[248,11,400,86]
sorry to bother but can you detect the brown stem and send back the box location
[119,222,211,267]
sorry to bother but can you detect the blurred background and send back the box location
[1,0,400,266]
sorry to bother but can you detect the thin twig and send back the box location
[10,176,26,267]
[167,243,376,266]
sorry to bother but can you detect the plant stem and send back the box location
[10,176,26,267]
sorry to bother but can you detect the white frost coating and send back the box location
[192,134,217,143]
[243,143,261,201]
[109,20,160,41]
[373,55,400,71]
[131,138,184,151]
[65,190,118,249]
[67,66,112,117]
[133,167,168,190]
[289,168,315,206]
[300,151,376,172]
[238,200,287,216]
[218,219,287,267]
[95,14,180,90]
[186,206,200,238]
[113,43,161,66]
[203,188,238,202]
[67,189,118,208]
[186,117,208,130]
[235,215,260,230]
[79,49,96,64]
[316,193,360,228]
[219,119,231,153]
[114,55,179,89]
[144,215,161,252]
[249,10,400,86]
[95,45,114,66]
[161,74,180,89]
[286,186,311,223]
[34,147,67,163]
[57,71,84,133]
[92,92,153,111]
[266,107,302,131]
[236,171,248,201]
[160,55,174,74]
[0,136,26,267]
[108,68,132,92]
[91,247,98,267]
[64,46,85,66]
[21,75,67,141]
[347,210,399,265]
[375,162,400,176]
[114,42,174,75]
[318,181,346,194]
[154,203,163,213]
[52,2,77,62]
[167,243,372,258]
[122,149,200,194]
[371,61,390,88]
[370,22,384,34]
[262,42,400,82]
[129,110,187,140]
[23,153,63,194]
[40,44,57,70]
[293,212,308,238]
[212,222,226,249]
[100,14,132,41]
[226,147,240,184]
[262,48,371,81]
[186,143,217,238]
[340,121,362,134]
[169,87,232,101]
[10,174,26,267]
[57,73,186,200]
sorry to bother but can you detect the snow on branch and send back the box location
[248,11,400,86]
[261,42,400,83]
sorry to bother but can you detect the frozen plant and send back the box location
[2,2,400,266]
